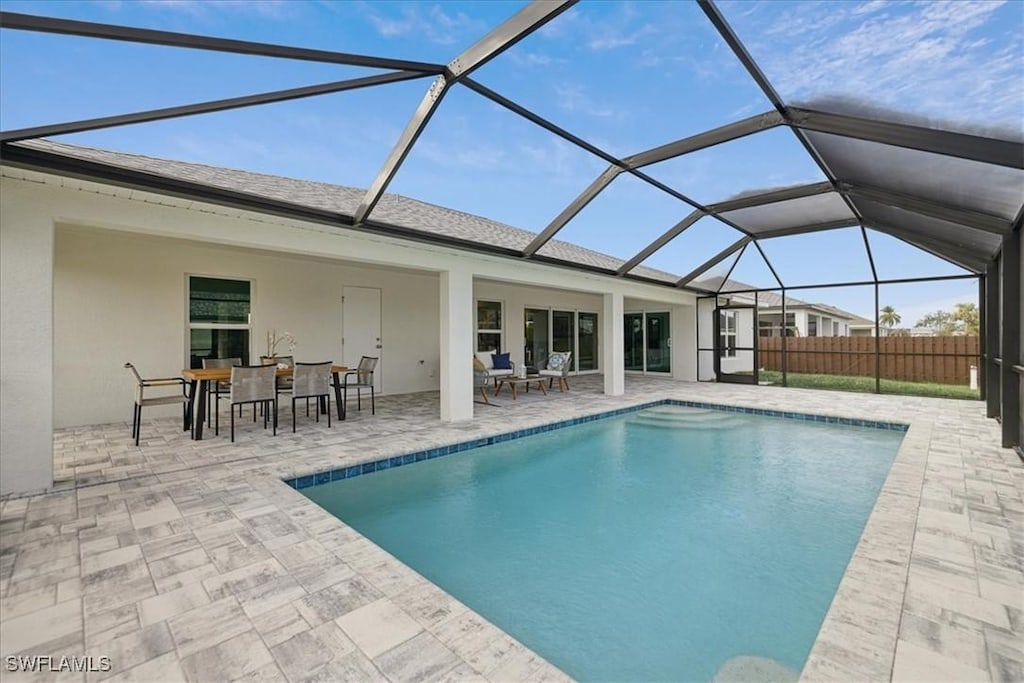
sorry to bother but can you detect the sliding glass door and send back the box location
[646,312,671,373]
[524,308,599,373]
[578,312,598,371]
[552,310,576,363]
[524,308,549,372]
[624,311,671,374]
[624,313,645,371]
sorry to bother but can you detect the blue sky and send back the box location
[2,0,1021,323]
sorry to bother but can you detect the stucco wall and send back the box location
[618,297,697,381]
[719,307,755,375]
[475,281,604,370]
[1,181,54,494]
[1,169,697,494]
[54,225,441,427]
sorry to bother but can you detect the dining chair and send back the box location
[228,365,278,442]
[124,362,189,446]
[261,355,294,402]
[202,357,241,431]
[291,362,333,432]
[341,356,378,414]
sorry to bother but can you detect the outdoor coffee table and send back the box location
[493,375,548,399]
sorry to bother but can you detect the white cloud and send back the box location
[852,0,889,16]
[507,50,558,67]
[414,137,505,171]
[518,137,603,185]
[553,84,619,118]
[587,22,658,51]
[360,3,488,46]
[729,0,1023,129]
[535,2,659,52]
[137,0,294,20]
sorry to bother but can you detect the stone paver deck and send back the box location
[1,376,1021,682]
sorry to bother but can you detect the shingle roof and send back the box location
[13,139,679,283]
[708,277,871,322]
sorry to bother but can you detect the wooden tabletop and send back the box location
[182,365,348,381]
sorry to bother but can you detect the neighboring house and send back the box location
[693,279,869,380]
[850,320,880,336]
[710,280,865,338]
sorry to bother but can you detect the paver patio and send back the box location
[1,377,1021,682]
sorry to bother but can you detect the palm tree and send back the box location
[951,302,979,336]
[878,305,901,332]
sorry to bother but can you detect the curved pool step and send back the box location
[713,655,799,683]
[643,407,718,416]
[635,408,739,424]
[628,411,744,429]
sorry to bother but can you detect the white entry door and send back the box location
[342,286,382,393]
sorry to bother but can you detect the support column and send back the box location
[978,275,986,400]
[1000,229,1021,448]
[985,264,1000,418]
[1,183,55,495]
[603,292,624,396]
[439,269,474,422]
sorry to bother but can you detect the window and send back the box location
[833,321,840,336]
[476,300,503,352]
[808,315,818,337]
[188,276,251,368]
[719,310,737,358]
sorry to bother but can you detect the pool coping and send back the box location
[284,399,908,490]
[284,398,916,680]
[799,417,929,681]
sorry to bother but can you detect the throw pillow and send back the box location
[491,352,512,370]
[472,356,486,371]
[547,352,566,371]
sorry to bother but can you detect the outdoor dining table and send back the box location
[182,364,348,440]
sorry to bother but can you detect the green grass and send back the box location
[757,370,980,400]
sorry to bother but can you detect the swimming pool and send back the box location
[299,405,904,681]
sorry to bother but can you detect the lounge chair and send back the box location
[539,351,572,391]
[474,350,515,386]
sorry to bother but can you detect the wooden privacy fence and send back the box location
[758,336,980,385]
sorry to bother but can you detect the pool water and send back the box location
[301,406,903,681]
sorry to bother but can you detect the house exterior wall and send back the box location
[474,281,604,371]
[795,310,809,337]
[620,298,697,381]
[1,169,696,494]
[694,303,754,376]
[697,300,716,381]
[54,224,443,428]
[719,307,755,374]
[672,304,697,382]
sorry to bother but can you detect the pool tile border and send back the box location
[285,399,908,490]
